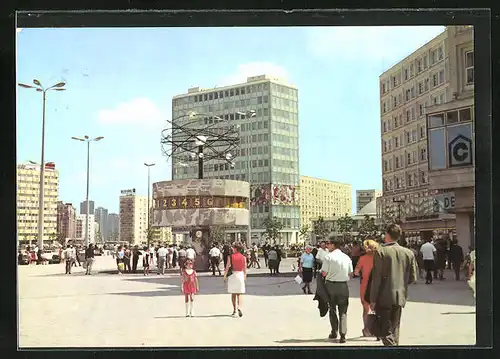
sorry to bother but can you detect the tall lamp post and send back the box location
[18,79,66,248]
[237,111,256,246]
[392,199,405,223]
[71,135,104,247]
[144,162,156,246]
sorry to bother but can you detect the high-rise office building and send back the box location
[119,192,148,245]
[378,26,473,236]
[300,176,352,230]
[76,214,96,243]
[94,207,108,241]
[356,190,382,213]
[56,202,76,241]
[80,200,95,215]
[106,213,120,241]
[171,75,300,243]
[16,162,59,243]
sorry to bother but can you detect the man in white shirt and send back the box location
[157,244,168,275]
[186,245,196,261]
[420,238,437,284]
[314,241,329,278]
[63,244,76,275]
[209,243,222,276]
[321,238,353,344]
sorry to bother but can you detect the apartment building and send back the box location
[56,202,76,241]
[425,26,474,249]
[171,75,300,243]
[16,162,59,243]
[76,214,96,244]
[356,189,382,213]
[119,192,148,245]
[378,26,473,237]
[300,176,352,230]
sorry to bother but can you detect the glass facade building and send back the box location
[171,75,300,243]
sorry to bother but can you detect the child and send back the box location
[181,259,199,317]
[143,247,150,276]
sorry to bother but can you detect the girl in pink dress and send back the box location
[181,259,199,317]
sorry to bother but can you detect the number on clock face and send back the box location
[171,199,177,208]
[194,197,200,207]
[182,198,188,208]
[163,199,167,208]
[207,198,213,206]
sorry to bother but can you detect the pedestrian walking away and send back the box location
[84,243,95,275]
[224,242,247,318]
[420,238,437,284]
[321,238,353,344]
[209,243,222,276]
[369,224,418,347]
[157,244,168,275]
[299,245,314,294]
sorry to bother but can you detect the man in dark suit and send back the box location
[370,224,417,346]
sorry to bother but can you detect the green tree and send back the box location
[312,216,330,241]
[358,215,378,238]
[299,224,311,244]
[209,226,225,245]
[337,213,355,243]
[262,216,284,245]
[145,226,155,246]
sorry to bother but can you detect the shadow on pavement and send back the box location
[274,336,379,345]
[154,314,232,319]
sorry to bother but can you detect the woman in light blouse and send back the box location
[298,245,314,294]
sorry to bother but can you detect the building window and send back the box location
[439,69,445,84]
[459,107,472,122]
[410,63,414,77]
[407,174,413,187]
[438,46,444,60]
[405,89,410,101]
[418,82,423,95]
[419,103,425,116]
[420,148,427,161]
[417,59,422,72]
[395,156,400,169]
[423,55,428,68]
[420,171,428,184]
[406,109,411,122]
[446,110,459,124]
[383,121,387,132]
[420,125,426,139]
[404,68,409,81]
[394,136,399,148]
[382,82,386,93]
[432,73,439,87]
[465,50,474,85]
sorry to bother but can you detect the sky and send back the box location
[16,26,446,214]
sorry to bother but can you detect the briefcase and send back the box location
[366,311,382,337]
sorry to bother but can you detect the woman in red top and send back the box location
[181,259,199,317]
[224,242,247,318]
[354,238,379,337]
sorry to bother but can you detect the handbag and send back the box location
[294,274,303,285]
[366,310,382,337]
[227,266,233,277]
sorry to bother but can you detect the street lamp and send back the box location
[393,199,405,224]
[71,135,104,247]
[144,162,156,246]
[237,110,257,246]
[18,79,66,248]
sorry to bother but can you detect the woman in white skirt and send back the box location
[224,242,247,317]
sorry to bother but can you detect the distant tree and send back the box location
[263,216,284,245]
[358,215,378,239]
[145,226,155,246]
[312,216,330,241]
[337,213,355,243]
[299,224,311,244]
[209,226,225,246]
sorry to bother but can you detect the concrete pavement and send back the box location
[18,256,475,347]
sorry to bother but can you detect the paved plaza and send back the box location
[18,256,475,347]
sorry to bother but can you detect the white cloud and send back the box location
[307,26,446,67]
[217,62,290,86]
[97,98,165,126]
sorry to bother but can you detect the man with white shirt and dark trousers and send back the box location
[209,243,222,276]
[420,237,437,284]
[157,244,168,275]
[321,238,353,344]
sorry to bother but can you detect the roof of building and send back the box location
[357,199,377,216]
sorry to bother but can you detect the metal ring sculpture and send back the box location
[161,112,241,167]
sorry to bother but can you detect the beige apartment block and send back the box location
[119,193,148,245]
[300,176,352,230]
[378,26,473,238]
[17,163,59,243]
